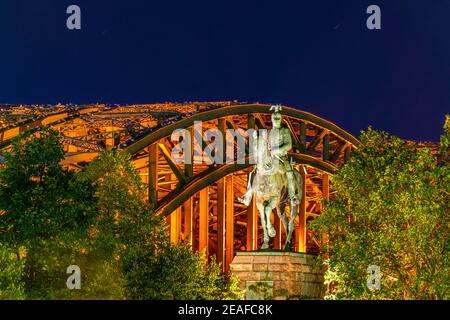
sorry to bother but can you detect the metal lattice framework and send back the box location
[0,102,359,271]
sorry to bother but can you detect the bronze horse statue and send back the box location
[242,130,303,251]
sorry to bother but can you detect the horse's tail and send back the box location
[294,169,303,201]
[279,185,289,209]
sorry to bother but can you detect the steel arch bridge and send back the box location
[121,103,359,270]
[0,102,359,271]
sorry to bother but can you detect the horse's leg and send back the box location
[276,205,288,236]
[276,202,289,251]
[276,187,291,250]
[284,202,298,251]
[279,194,289,235]
[265,201,276,238]
[237,170,255,206]
[258,203,269,249]
[284,172,302,251]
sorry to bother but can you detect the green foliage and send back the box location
[79,150,166,255]
[20,240,125,300]
[0,243,26,299]
[69,149,165,300]
[52,248,125,300]
[123,243,242,300]
[0,128,99,298]
[311,122,450,300]
[83,150,241,300]
[439,115,450,164]
[0,133,242,300]
[0,127,97,245]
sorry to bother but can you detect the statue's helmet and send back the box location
[270,105,283,128]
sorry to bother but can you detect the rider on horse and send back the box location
[238,105,300,206]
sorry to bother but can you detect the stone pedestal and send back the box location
[230,251,325,300]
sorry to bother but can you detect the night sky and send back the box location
[0,0,449,141]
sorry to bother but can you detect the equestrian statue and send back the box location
[238,105,303,251]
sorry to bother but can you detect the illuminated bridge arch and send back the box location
[122,104,359,270]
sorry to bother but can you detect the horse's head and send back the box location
[253,130,273,173]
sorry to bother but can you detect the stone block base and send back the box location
[230,251,325,300]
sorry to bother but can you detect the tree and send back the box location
[79,150,166,256]
[0,128,97,298]
[0,133,241,300]
[310,117,450,300]
[75,150,165,300]
[0,127,97,246]
[83,150,242,300]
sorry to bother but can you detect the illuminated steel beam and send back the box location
[184,127,194,179]
[255,115,266,130]
[158,142,188,185]
[169,207,181,245]
[306,130,326,154]
[246,196,258,251]
[183,198,193,245]
[60,134,103,152]
[61,152,99,166]
[246,114,258,251]
[198,188,209,252]
[297,166,307,252]
[330,142,347,163]
[217,178,226,267]
[344,145,351,163]
[148,144,158,208]
[323,133,330,161]
[322,173,330,246]
[218,119,226,164]
[225,174,234,272]
[298,122,307,153]
[247,114,255,131]
[284,118,302,153]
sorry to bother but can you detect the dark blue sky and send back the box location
[0,0,449,141]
